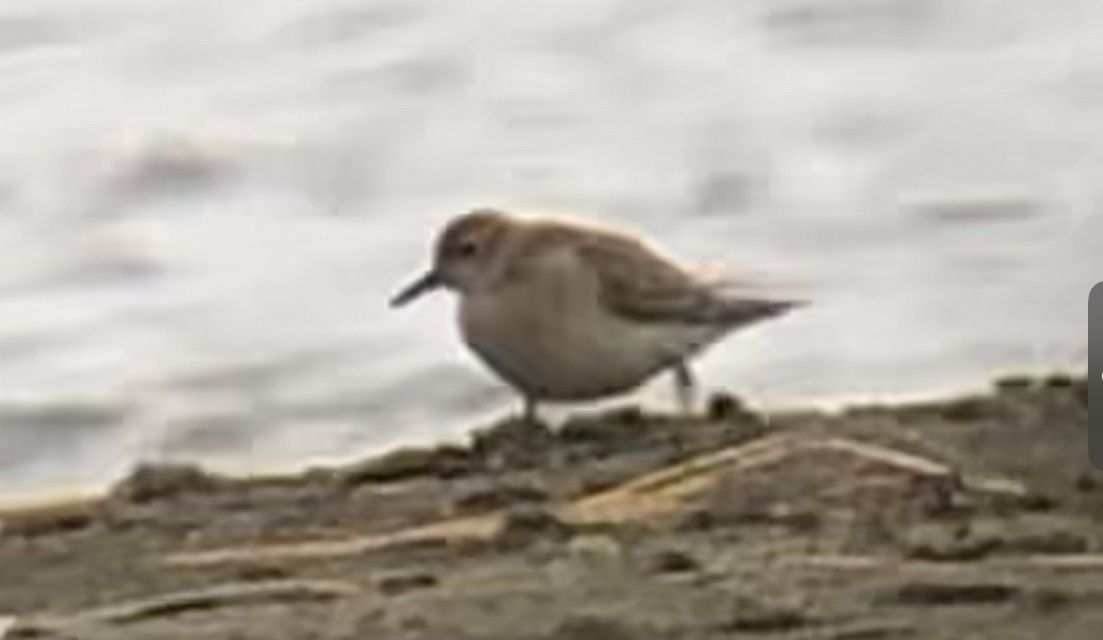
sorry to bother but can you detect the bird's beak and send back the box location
[390,270,442,307]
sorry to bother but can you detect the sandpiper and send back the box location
[391,208,802,420]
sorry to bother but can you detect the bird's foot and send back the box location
[674,362,697,417]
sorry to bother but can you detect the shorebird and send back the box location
[391,208,802,421]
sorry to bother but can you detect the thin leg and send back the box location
[674,362,696,415]
[522,396,538,423]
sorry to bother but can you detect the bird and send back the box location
[390,208,803,422]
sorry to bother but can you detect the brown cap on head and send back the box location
[390,209,513,307]
[434,209,509,259]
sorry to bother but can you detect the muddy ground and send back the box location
[0,373,1097,639]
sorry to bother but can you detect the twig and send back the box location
[7,579,360,638]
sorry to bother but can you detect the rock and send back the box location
[340,444,477,485]
[720,596,812,633]
[994,375,1034,393]
[905,523,1004,561]
[453,481,548,513]
[110,464,224,504]
[558,412,645,449]
[375,571,439,596]
[675,507,721,532]
[1042,373,1075,389]
[886,581,1019,606]
[493,506,574,550]
[706,392,757,423]
[472,419,557,470]
[910,474,973,517]
[646,548,700,574]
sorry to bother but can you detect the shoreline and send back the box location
[0,371,1097,640]
[0,364,1082,512]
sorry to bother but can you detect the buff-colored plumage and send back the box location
[391,209,802,419]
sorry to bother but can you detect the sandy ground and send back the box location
[0,373,1097,640]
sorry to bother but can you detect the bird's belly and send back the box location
[460,296,721,400]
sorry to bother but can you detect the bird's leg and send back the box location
[674,362,696,415]
[522,396,538,424]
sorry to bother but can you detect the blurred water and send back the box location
[0,0,1099,503]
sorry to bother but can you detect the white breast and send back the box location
[458,252,727,400]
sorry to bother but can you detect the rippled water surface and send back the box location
[0,0,1098,501]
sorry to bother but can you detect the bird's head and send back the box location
[390,208,513,306]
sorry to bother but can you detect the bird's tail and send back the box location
[719,297,807,326]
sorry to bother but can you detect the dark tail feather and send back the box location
[720,297,807,326]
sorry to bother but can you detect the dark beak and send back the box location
[390,270,442,307]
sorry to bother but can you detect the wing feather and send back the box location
[575,234,802,326]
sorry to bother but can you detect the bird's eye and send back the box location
[457,240,478,257]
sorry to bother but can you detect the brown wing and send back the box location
[575,232,802,326]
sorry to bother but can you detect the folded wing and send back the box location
[576,235,804,327]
